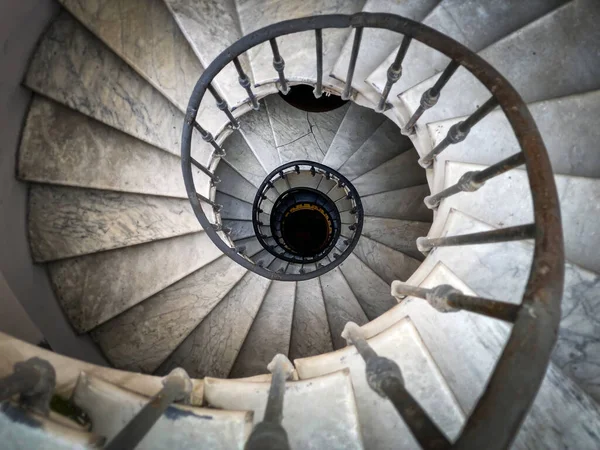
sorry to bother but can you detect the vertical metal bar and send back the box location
[314,29,323,98]
[341,27,363,100]
[377,35,412,112]
[233,57,260,110]
[269,38,290,95]
[190,157,220,185]
[207,84,240,129]
[192,122,225,156]
[196,192,222,212]
[0,358,56,415]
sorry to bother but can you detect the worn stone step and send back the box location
[222,130,268,188]
[362,184,433,221]
[222,219,255,241]
[215,192,253,221]
[238,103,281,173]
[362,216,429,258]
[353,235,420,284]
[216,162,276,205]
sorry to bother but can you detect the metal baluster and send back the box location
[418,97,499,168]
[191,157,220,185]
[377,35,412,112]
[207,84,240,129]
[391,281,520,322]
[341,27,363,101]
[404,60,460,134]
[233,57,260,110]
[341,323,451,450]
[269,38,290,95]
[314,29,323,98]
[424,152,525,209]
[192,121,226,157]
[416,224,536,255]
[196,192,222,212]
[105,368,192,450]
[0,357,56,415]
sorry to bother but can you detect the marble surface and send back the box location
[29,185,201,262]
[361,184,432,222]
[73,374,252,449]
[155,272,271,378]
[352,149,426,197]
[223,130,268,188]
[229,281,296,377]
[49,231,221,333]
[233,236,264,257]
[288,171,322,190]
[353,236,420,285]
[338,253,397,320]
[252,249,277,268]
[222,219,255,241]
[362,216,429,260]
[238,102,282,173]
[91,255,246,373]
[339,119,411,181]
[204,370,364,450]
[289,278,334,360]
[322,103,385,170]
[215,192,253,221]
[319,268,368,350]
[18,97,209,198]
[295,318,464,449]
[25,13,210,163]
[215,163,263,204]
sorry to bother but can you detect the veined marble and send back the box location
[223,130,268,188]
[229,281,296,377]
[289,278,334,360]
[362,216,429,259]
[216,192,253,220]
[49,231,221,333]
[156,272,271,378]
[353,236,420,284]
[222,219,255,241]
[361,184,432,222]
[238,103,282,173]
[90,256,246,373]
[216,163,262,204]
[29,185,201,262]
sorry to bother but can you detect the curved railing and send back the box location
[181,13,564,449]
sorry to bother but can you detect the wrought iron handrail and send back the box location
[181,12,564,449]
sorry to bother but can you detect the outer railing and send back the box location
[181,12,564,449]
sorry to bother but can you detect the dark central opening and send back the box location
[282,207,330,256]
[279,84,348,112]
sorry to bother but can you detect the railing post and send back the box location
[233,57,260,110]
[269,38,290,95]
[0,357,56,415]
[341,27,363,101]
[377,36,412,112]
[207,84,240,129]
[314,29,323,98]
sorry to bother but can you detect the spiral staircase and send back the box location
[2,0,600,448]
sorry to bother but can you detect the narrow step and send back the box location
[233,237,264,258]
[91,255,247,373]
[72,373,252,449]
[295,318,464,449]
[362,216,429,258]
[222,219,255,241]
[155,272,271,378]
[222,130,268,188]
[353,236,420,284]
[229,281,296,378]
[289,278,334,360]
[361,184,433,221]
[238,104,282,173]
[216,162,276,205]
[204,369,364,449]
[49,232,221,333]
[215,192,253,221]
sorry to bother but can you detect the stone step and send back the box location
[233,236,264,258]
[295,318,464,450]
[155,272,271,378]
[362,184,432,221]
[215,192,253,221]
[251,249,277,268]
[48,231,221,333]
[90,255,247,373]
[29,185,201,262]
[366,0,568,110]
[400,0,600,126]
[362,216,429,258]
[204,369,364,449]
[353,235,420,284]
[432,160,600,274]
[222,130,268,188]
[72,373,252,449]
[222,219,255,241]
[229,281,296,378]
[289,278,334,360]
[216,162,276,205]
[238,103,282,173]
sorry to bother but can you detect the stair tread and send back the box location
[49,232,221,333]
[233,236,264,258]
[216,193,253,221]
[222,130,268,188]
[221,219,255,241]
[216,162,276,205]
[238,105,282,173]
[362,216,429,257]
[362,184,433,221]
[295,318,464,449]
[155,272,271,378]
[204,369,364,450]
[229,281,296,378]
[72,373,252,449]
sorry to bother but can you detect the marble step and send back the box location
[222,130,268,188]
[236,0,362,91]
[216,162,276,205]
[338,253,397,320]
[222,219,255,241]
[29,185,201,262]
[18,97,208,198]
[24,12,213,168]
[322,103,385,170]
[353,235,420,285]
[417,209,600,403]
[338,119,413,181]
[229,281,296,378]
[330,0,438,107]
[155,272,271,378]
[215,192,253,221]
[432,160,600,274]
[366,0,567,110]
[400,0,600,126]
[319,268,369,350]
[362,184,433,221]
[251,249,277,268]
[352,148,426,197]
[73,373,252,449]
[426,90,600,193]
[289,278,334,360]
[49,231,221,333]
[362,216,429,258]
[233,237,264,259]
[238,102,282,173]
[295,318,464,449]
[91,255,247,373]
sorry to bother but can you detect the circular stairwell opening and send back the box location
[281,203,332,256]
[279,84,348,112]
